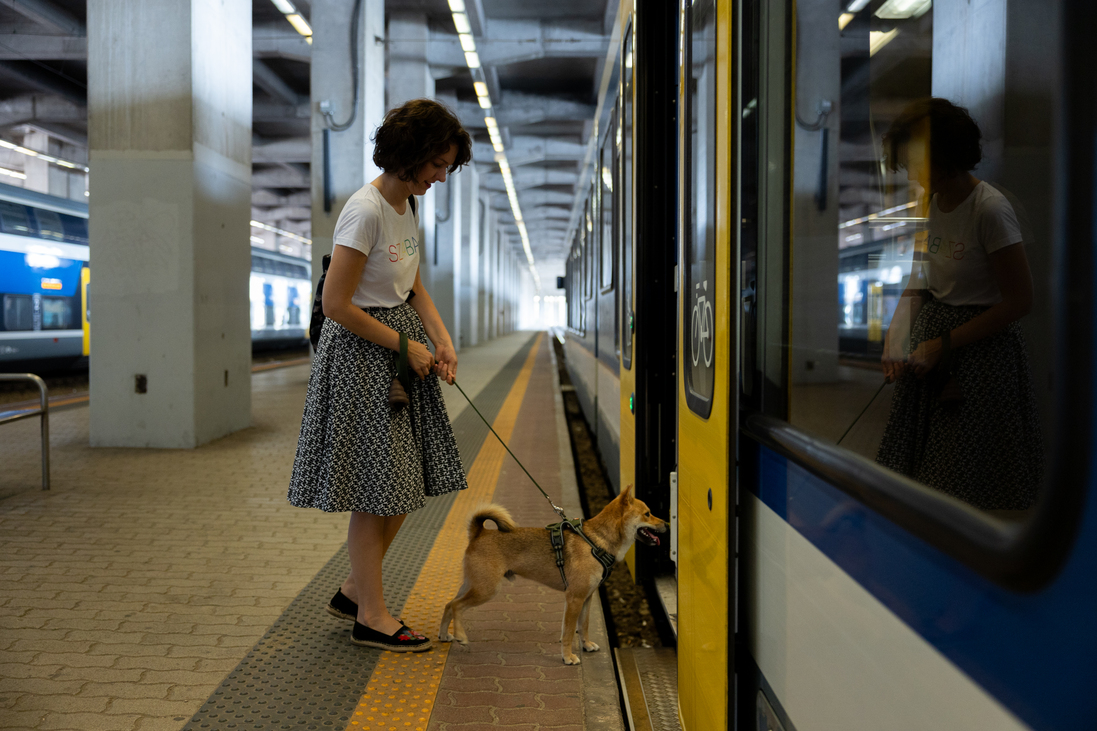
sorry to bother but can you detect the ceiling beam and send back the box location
[253,136,310,164]
[0,0,84,36]
[0,60,85,105]
[0,33,85,60]
[0,93,83,127]
[457,92,594,130]
[253,28,311,63]
[427,20,608,69]
[252,166,310,188]
[253,59,304,106]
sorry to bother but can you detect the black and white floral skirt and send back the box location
[287,303,467,515]
[875,298,1043,511]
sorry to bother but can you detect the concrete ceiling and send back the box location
[0,0,612,263]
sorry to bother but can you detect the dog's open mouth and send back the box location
[637,527,661,546]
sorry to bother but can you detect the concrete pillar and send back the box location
[459,165,480,347]
[87,0,252,448]
[310,0,386,300]
[790,0,840,385]
[386,11,438,299]
[477,201,491,341]
[429,90,461,348]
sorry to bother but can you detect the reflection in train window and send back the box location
[683,0,717,417]
[41,296,75,330]
[3,294,33,331]
[601,108,616,292]
[0,202,34,236]
[621,23,635,368]
[785,1,1057,516]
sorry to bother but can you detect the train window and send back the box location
[742,0,1089,587]
[585,191,595,301]
[621,24,634,369]
[40,297,75,330]
[600,109,616,292]
[60,214,88,244]
[33,209,66,242]
[3,294,33,331]
[0,202,35,237]
[682,0,718,417]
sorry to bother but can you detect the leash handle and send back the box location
[396,332,411,391]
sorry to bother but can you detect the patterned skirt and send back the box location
[287,303,468,515]
[875,298,1044,511]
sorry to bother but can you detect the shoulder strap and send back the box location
[408,194,417,217]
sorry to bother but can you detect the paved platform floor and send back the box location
[0,331,621,731]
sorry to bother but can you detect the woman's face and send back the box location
[408,144,459,195]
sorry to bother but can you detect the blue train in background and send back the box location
[0,183,310,371]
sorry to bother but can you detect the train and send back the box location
[0,182,310,371]
[563,1,1096,729]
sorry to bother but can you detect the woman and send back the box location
[876,98,1043,511]
[288,99,472,651]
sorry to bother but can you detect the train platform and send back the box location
[0,331,626,731]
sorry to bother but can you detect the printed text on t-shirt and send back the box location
[389,236,419,263]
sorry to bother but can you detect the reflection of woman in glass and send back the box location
[876,98,1042,511]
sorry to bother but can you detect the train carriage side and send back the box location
[728,1,1097,731]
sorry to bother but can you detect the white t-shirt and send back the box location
[332,184,421,308]
[920,181,1023,306]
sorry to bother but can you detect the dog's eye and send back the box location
[644,511,650,517]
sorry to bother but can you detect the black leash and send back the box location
[836,378,889,446]
[450,376,616,586]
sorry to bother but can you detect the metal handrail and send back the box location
[0,373,49,490]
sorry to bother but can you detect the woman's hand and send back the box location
[433,342,458,385]
[407,340,435,380]
[881,329,906,383]
[907,337,943,378]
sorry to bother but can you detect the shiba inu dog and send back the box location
[438,484,668,665]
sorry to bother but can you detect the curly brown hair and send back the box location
[882,97,983,177]
[371,99,472,182]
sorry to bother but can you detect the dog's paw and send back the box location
[582,640,600,653]
[438,631,454,642]
[563,653,582,665]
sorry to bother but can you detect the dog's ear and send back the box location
[620,484,634,503]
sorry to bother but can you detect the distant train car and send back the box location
[0,183,309,369]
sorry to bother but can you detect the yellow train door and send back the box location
[676,0,734,728]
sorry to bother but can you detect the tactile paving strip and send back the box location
[342,334,543,731]
[184,334,538,731]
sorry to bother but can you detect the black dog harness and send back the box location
[547,518,616,589]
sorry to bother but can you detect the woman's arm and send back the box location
[408,267,458,384]
[908,244,1034,376]
[321,245,436,378]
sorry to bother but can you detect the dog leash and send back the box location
[450,377,616,585]
[836,378,888,446]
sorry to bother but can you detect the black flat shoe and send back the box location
[351,621,432,652]
[327,589,357,621]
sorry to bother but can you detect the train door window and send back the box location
[40,296,75,330]
[744,0,1086,587]
[682,0,718,417]
[621,24,635,369]
[601,109,616,292]
[586,191,595,301]
[3,294,33,331]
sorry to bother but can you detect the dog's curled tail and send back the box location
[468,504,516,540]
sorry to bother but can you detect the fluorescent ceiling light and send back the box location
[869,28,899,56]
[0,167,25,180]
[285,13,312,37]
[0,139,89,172]
[448,0,466,11]
[453,12,471,34]
[478,96,491,109]
[459,33,476,52]
[270,0,296,13]
[474,81,489,98]
[250,236,265,244]
[251,220,312,245]
[493,141,505,152]
[839,12,854,29]
[464,51,481,68]
[875,0,932,19]
[484,116,498,129]
[846,0,871,11]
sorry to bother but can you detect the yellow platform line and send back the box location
[344,332,544,731]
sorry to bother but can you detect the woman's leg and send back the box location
[340,512,407,634]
